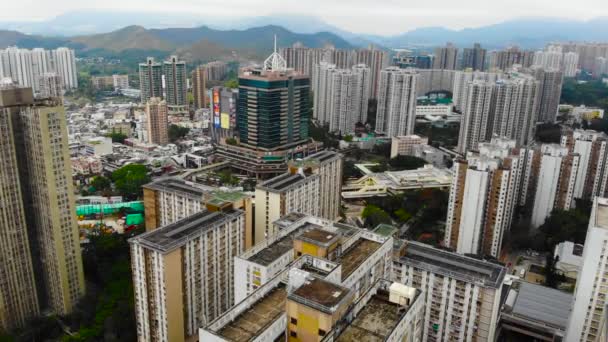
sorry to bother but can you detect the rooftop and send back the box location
[291,150,341,168]
[248,222,323,266]
[206,190,249,207]
[400,241,506,288]
[373,224,398,237]
[595,198,608,229]
[217,284,287,341]
[289,278,351,314]
[131,209,241,253]
[257,172,314,192]
[340,238,382,281]
[296,228,340,248]
[144,178,214,198]
[335,292,407,342]
[508,282,572,330]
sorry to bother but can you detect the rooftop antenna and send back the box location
[264,34,287,71]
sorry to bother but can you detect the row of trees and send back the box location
[87,164,151,200]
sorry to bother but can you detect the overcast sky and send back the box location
[2,0,608,35]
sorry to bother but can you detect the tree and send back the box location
[388,155,427,170]
[168,125,190,143]
[111,164,150,199]
[343,135,353,142]
[536,123,562,143]
[226,137,238,145]
[362,205,392,228]
[538,208,590,251]
[342,160,361,182]
[372,143,391,158]
[90,176,111,193]
[224,78,238,89]
[107,131,127,144]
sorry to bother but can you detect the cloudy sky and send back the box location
[2,0,608,35]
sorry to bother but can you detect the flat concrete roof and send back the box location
[257,172,312,192]
[400,241,506,288]
[335,293,405,342]
[247,222,323,266]
[217,284,287,341]
[144,178,214,198]
[296,228,340,248]
[131,209,241,253]
[511,282,572,330]
[595,198,608,229]
[289,278,351,314]
[340,239,382,281]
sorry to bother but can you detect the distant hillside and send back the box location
[0,25,353,64]
[374,17,608,49]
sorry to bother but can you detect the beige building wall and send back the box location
[164,249,185,342]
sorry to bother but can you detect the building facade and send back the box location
[130,210,246,342]
[163,55,187,108]
[145,97,169,145]
[139,57,163,103]
[462,43,487,71]
[376,67,418,137]
[432,43,458,70]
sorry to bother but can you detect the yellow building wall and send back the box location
[164,249,185,342]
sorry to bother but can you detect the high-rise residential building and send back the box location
[594,56,608,78]
[462,43,487,71]
[0,86,40,331]
[549,42,608,71]
[354,47,389,98]
[376,67,418,137]
[457,80,495,153]
[37,72,63,98]
[432,43,458,70]
[527,66,563,123]
[533,50,563,70]
[204,61,228,81]
[393,241,506,342]
[0,47,76,92]
[163,55,187,108]
[393,52,433,69]
[445,138,524,257]
[565,197,608,342]
[130,209,246,342]
[312,63,370,134]
[145,97,168,145]
[0,85,85,318]
[237,59,309,150]
[139,57,163,103]
[51,47,77,90]
[529,144,579,228]
[487,47,535,71]
[191,65,208,109]
[457,74,539,153]
[452,70,502,112]
[561,129,608,202]
[563,51,579,77]
[142,178,255,247]
[280,45,328,77]
[254,150,342,244]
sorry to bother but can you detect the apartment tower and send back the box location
[376,67,418,137]
[145,97,168,145]
[139,57,163,103]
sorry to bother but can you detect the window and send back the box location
[290,331,297,337]
[291,317,297,325]
[319,329,326,336]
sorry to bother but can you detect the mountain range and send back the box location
[0,24,353,63]
[2,11,608,50]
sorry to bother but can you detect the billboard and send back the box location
[213,89,221,128]
[220,113,230,129]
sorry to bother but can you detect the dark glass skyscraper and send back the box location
[237,69,310,150]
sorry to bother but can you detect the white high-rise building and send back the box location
[312,63,370,133]
[563,52,579,77]
[0,47,77,92]
[565,197,608,342]
[452,70,502,113]
[533,50,563,70]
[51,47,77,90]
[376,67,418,137]
[445,138,524,257]
[457,74,539,153]
[530,144,579,228]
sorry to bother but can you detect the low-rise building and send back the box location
[84,136,113,156]
[390,134,429,158]
[553,241,584,280]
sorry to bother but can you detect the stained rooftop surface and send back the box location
[511,282,572,329]
[340,239,382,280]
[296,228,339,247]
[257,172,309,192]
[335,292,405,342]
[400,241,505,288]
[289,278,351,313]
[248,222,323,266]
[218,284,287,341]
[595,199,608,229]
